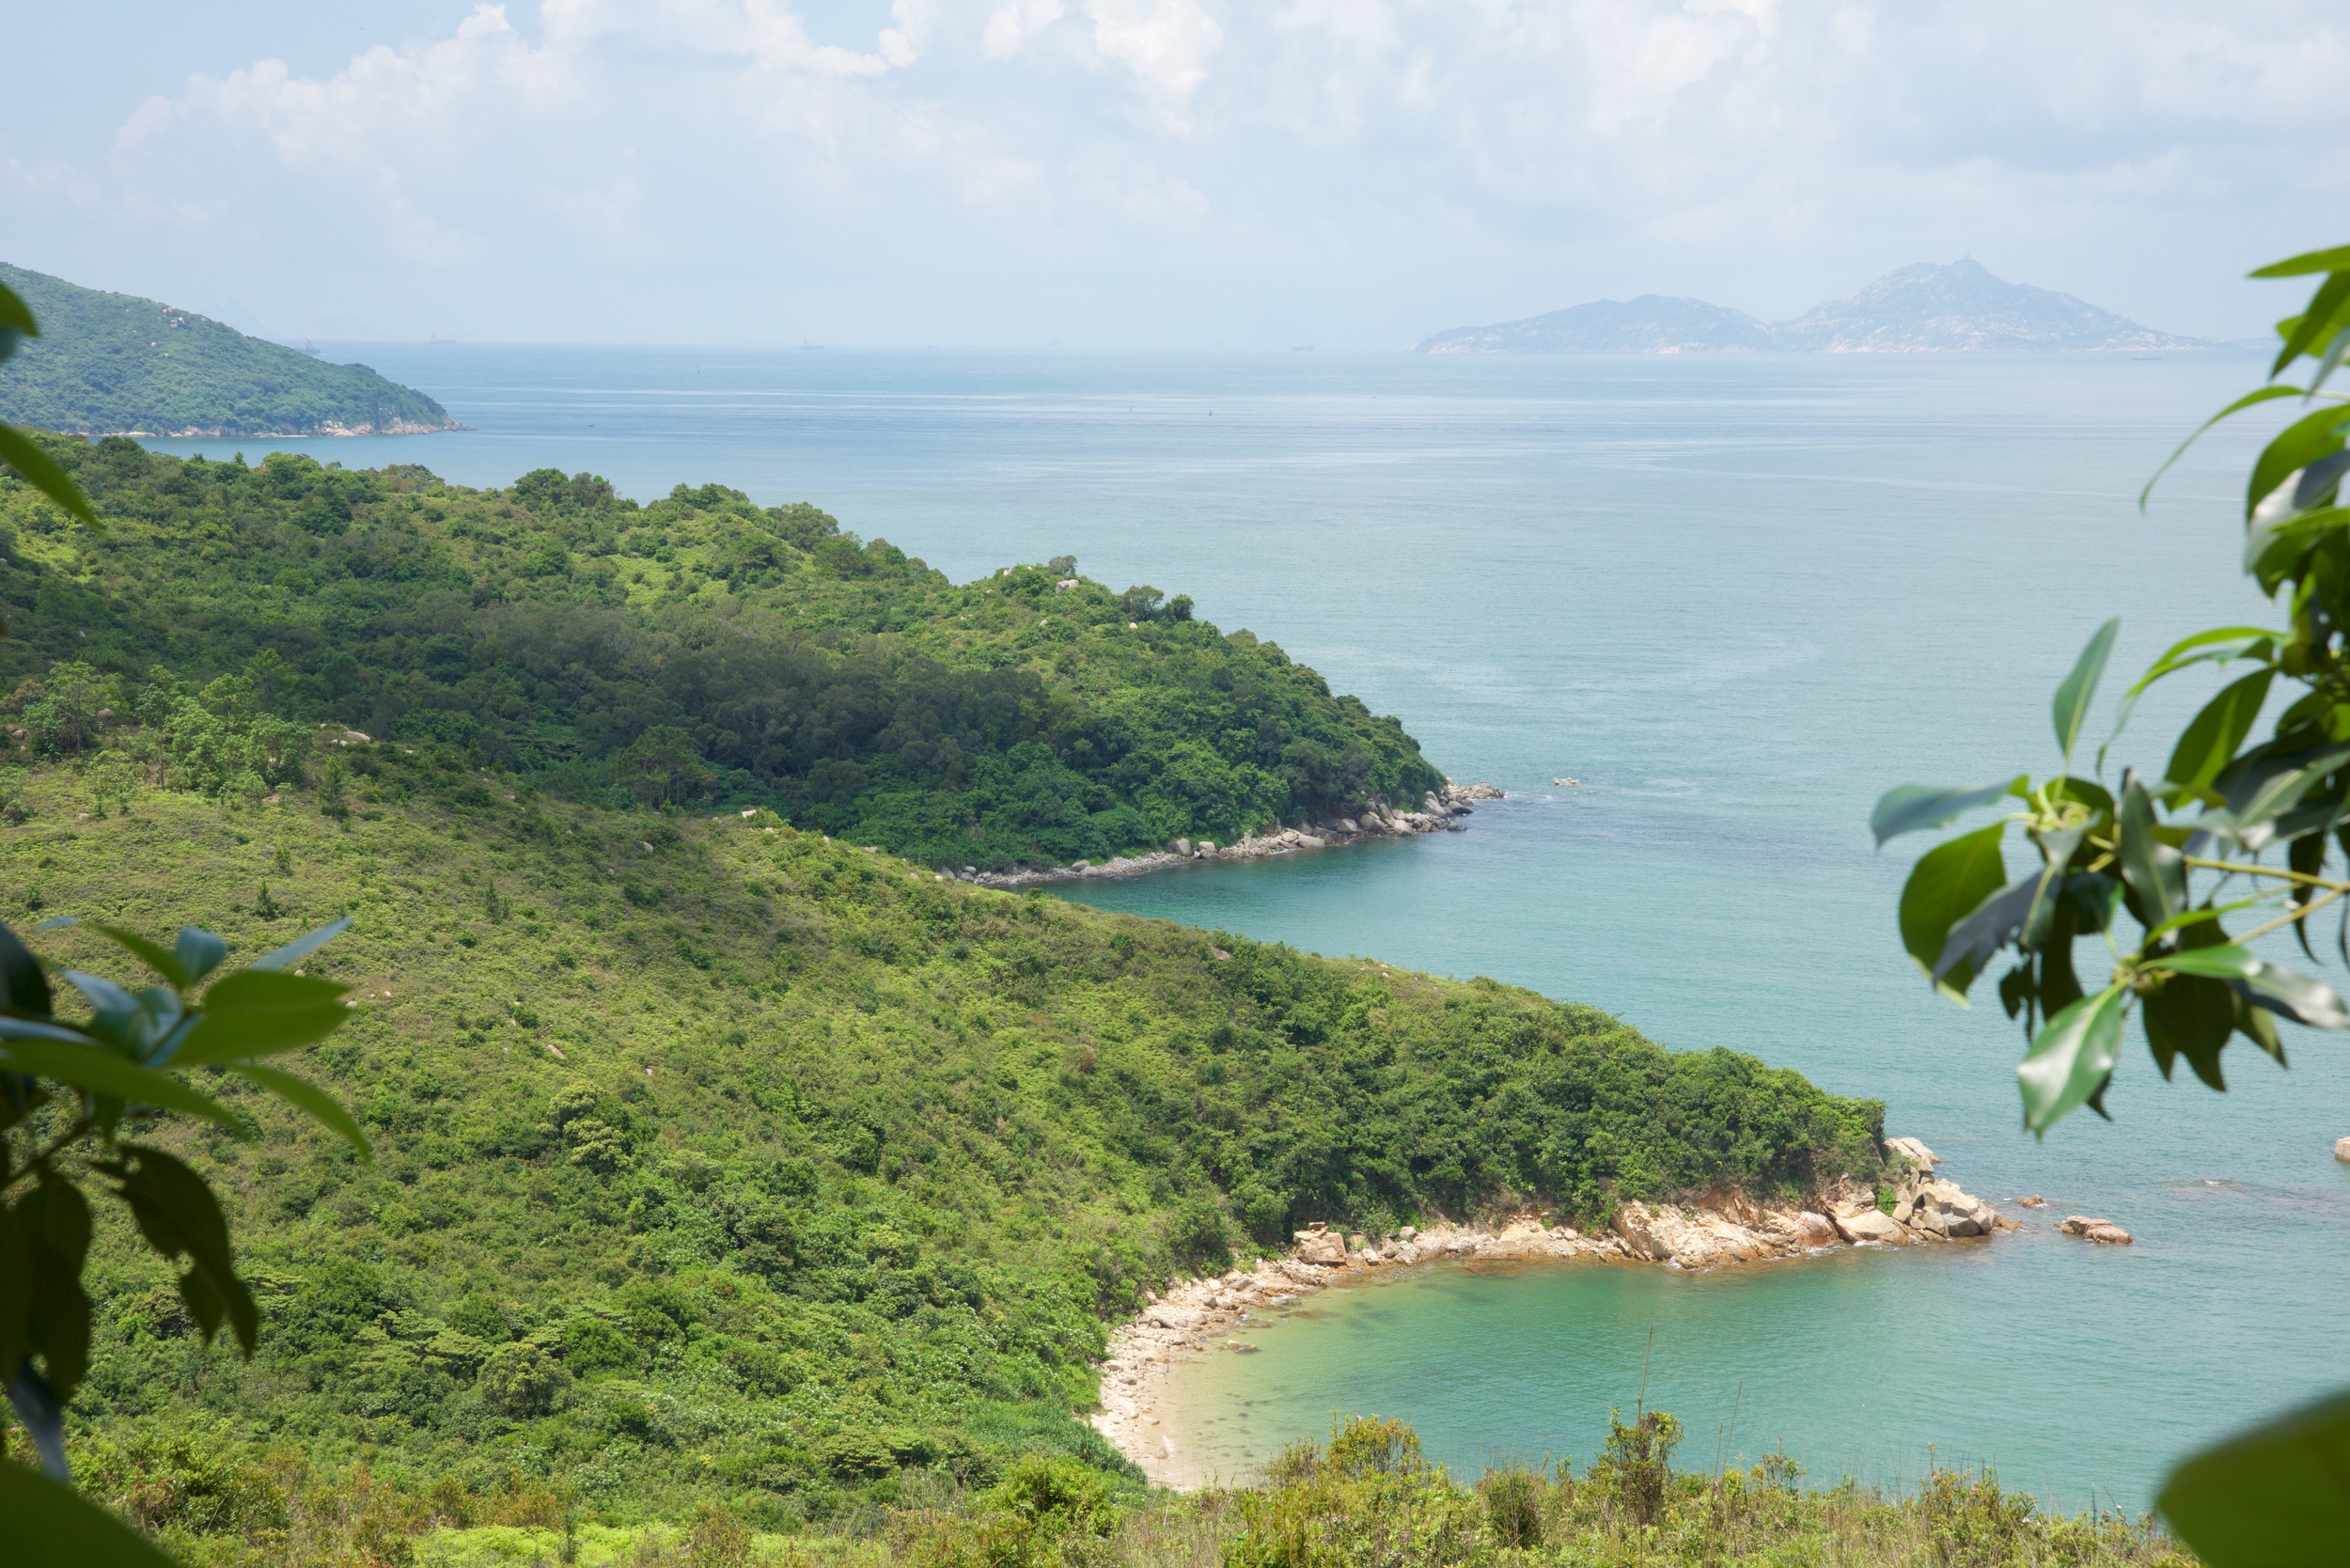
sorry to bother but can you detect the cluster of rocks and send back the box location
[2058,1215,2135,1246]
[948,780,1506,890]
[1820,1137,2015,1248]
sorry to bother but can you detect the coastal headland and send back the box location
[1092,1136,2012,1486]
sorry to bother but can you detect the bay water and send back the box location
[149,345,2350,1510]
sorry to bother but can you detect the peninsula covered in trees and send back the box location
[3,438,1442,869]
[0,264,460,437]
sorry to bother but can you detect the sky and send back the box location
[3,0,2345,348]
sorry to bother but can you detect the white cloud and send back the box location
[117,5,572,170]
[7,0,2345,343]
[983,0,1065,60]
[1086,0,1224,126]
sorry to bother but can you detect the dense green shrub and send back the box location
[0,441,1446,866]
[7,758,1884,1539]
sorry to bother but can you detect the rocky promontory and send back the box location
[1091,1137,2005,1485]
[949,780,1504,890]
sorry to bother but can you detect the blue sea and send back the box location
[149,344,2350,1511]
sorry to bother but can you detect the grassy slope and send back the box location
[0,264,455,436]
[9,757,1884,1537]
[1,440,1445,866]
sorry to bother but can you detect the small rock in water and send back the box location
[2059,1215,2134,1245]
[1225,1340,1257,1353]
[2336,1137,2350,1164]
[2016,1195,2047,1207]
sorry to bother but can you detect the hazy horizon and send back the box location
[7,2,2345,349]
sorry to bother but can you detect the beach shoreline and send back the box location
[1091,1142,2010,1487]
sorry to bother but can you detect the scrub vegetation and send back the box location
[0,736,1885,1555]
[2,437,1442,868]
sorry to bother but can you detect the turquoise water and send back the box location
[149,347,2350,1506]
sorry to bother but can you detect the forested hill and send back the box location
[7,761,1888,1541]
[0,263,460,437]
[0,435,1442,868]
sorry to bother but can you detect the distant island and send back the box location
[1418,259,2207,354]
[0,262,462,436]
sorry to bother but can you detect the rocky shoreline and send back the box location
[1090,1137,2009,1486]
[945,781,1505,890]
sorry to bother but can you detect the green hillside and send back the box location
[3,753,1886,1552]
[0,264,459,437]
[0,437,1445,868]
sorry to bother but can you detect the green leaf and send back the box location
[247,917,350,973]
[2204,744,2350,852]
[176,970,352,1065]
[0,424,98,526]
[2247,402,2350,523]
[2157,1388,2350,1568]
[2052,619,2119,766]
[2116,779,2185,929]
[109,1144,258,1356]
[2251,246,2350,278]
[14,1176,94,1402]
[0,1462,182,1568]
[2017,982,2129,1134]
[173,926,228,983]
[2143,899,2265,945]
[2236,991,2287,1065]
[2122,626,2283,703]
[2144,942,2348,1027]
[1933,875,2050,991]
[0,916,53,1017]
[2140,387,2305,510]
[230,1063,371,1159]
[2273,273,2350,379]
[86,924,191,991]
[2038,900,2085,1021]
[2142,923,2235,1088]
[2142,943,2264,980]
[2163,669,2274,796]
[0,1017,89,1044]
[1869,778,2024,848]
[0,280,36,338]
[0,1040,246,1133]
[2234,960,2350,1031]
[1899,823,2008,1000]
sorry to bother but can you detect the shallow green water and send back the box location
[153,345,2350,1506]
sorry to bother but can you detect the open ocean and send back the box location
[148,342,2350,1510]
